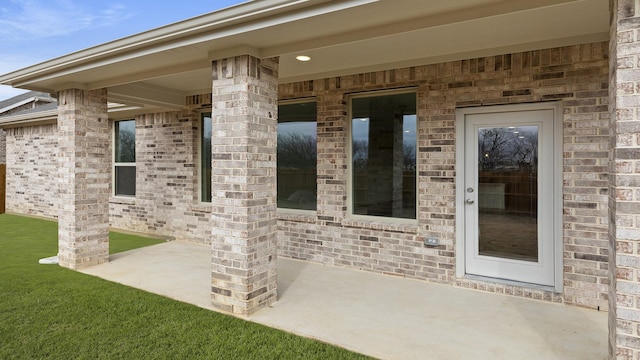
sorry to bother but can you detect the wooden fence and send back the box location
[0,164,5,214]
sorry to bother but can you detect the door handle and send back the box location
[465,199,474,204]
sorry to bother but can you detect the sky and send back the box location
[0,0,246,101]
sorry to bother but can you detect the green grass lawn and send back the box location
[0,214,370,360]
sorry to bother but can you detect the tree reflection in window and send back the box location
[201,113,212,202]
[351,92,416,219]
[478,126,538,170]
[114,120,136,196]
[277,101,317,210]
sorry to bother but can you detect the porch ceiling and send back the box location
[0,0,608,117]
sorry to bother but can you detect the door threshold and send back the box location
[463,274,560,294]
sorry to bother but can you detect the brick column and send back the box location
[0,129,6,164]
[609,1,640,358]
[210,56,278,315]
[57,88,110,269]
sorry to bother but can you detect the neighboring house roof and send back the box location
[0,91,56,117]
[0,100,140,129]
[0,0,609,118]
[2,101,58,117]
[0,91,58,128]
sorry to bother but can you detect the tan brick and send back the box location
[610,0,640,356]
[209,55,279,315]
[5,125,58,218]
[57,88,110,269]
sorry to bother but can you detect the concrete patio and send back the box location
[80,241,608,360]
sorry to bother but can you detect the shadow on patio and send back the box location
[80,241,608,360]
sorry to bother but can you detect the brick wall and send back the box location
[5,124,59,218]
[278,42,610,309]
[109,95,213,243]
[0,129,5,164]
[3,99,216,244]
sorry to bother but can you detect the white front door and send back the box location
[457,104,560,287]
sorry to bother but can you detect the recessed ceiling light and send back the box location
[296,55,311,62]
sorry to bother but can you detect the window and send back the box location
[114,120,136,196]
[201,112,212,203]
[350,91,417,219]
[277,100,317,210]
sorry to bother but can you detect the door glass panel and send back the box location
[477,125,538,262]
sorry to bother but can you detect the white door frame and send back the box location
[455,102,563,292]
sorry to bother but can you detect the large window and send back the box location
[350,91,416,219]
[277,100,317,210]
[201,112,212,203]
[114,120,136,196]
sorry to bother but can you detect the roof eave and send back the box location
[0,0,361,90]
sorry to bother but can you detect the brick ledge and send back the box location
[341,218,419,233]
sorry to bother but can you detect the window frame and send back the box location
[113,119,136,197]
[199,111,212,203]
[276,97,318,214]
[346,89,418,223]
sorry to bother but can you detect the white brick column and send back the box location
[57,88,110,269]
[210,56,279,315]
[610,0,640,358]
[0,129,6,164]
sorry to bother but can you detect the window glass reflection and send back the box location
[351,92,416,219]
[201,113,212,203]
[277,101,317,210]
[115,120,135,163]
[477,125,539,261]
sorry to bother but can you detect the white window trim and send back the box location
[346,88,419,224]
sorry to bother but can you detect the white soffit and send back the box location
[277,0,609,82]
